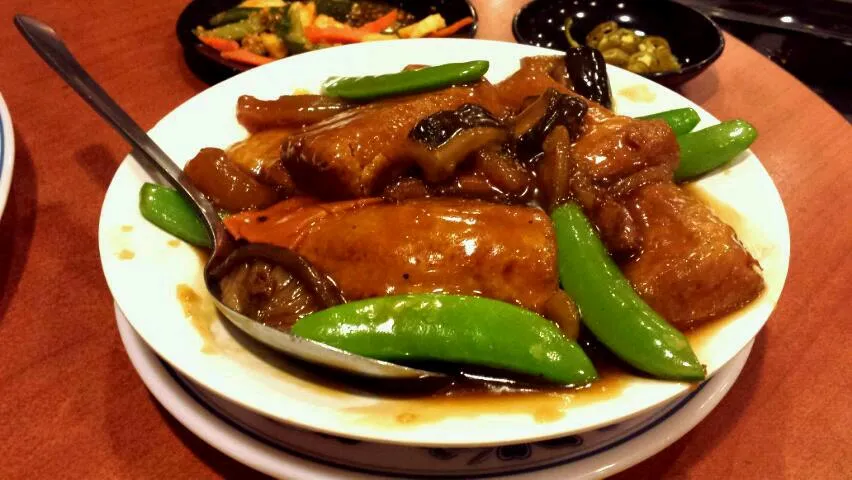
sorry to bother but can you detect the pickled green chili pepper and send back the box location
[292,293,599,385]
[675,119,757,181]
[321,60,490,101]
[139,183,211,248]
[551,203,706,381]
[639,107,700,136]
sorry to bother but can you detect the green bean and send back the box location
[551,203,705,381]
[292,293,598,385]
[675,119,757,181]
[321,61,490,101]
[639,107,700,136]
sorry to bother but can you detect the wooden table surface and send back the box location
[1,0,850,478]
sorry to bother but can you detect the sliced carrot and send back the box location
[359,10,397,33]
[221,48,274,66]
[429,16,474,38]
[304,25,366,44]
[198,36,240,52]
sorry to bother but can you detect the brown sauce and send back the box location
[685,184,745,234]
[176,284,218,354]
[346,366,631,426]
[172,187,762,425]
[686,289,769,352]
[681,185,770,349]
[617,85,656,103]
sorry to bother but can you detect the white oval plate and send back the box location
[117,304,753,479]
[0,92,15,219]
[98,39,789,447]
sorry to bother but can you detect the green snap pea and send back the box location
[675,119,757,181]
[551,203,705,381]
[139,183,211,248]
[321,61,490,101]
[291,293,598,385]
[639,107,700,136]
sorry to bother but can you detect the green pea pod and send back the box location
[551,203,705,381]
[321,61,490,101]
[675,119,757,181]
[139,183,211,248]
[639,107,700,136]
[292,294,598,385]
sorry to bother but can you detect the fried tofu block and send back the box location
[224,198,559,313]
[495,55,612,124]
[281,83,507,199]
[623,183,765,329]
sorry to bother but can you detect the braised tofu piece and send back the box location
[496,56,572,113]
[281,82,508,199]
[224,198,559,313]
[622,183,765,329]
[496,55,613,123]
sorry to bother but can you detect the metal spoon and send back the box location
[14,14,443,381]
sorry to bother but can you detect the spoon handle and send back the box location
[14,14,222,239]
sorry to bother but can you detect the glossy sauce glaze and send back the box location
[172,257,737,426]
[176,283,218,354]
[226,197,560,313]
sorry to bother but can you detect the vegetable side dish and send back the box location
[565,20,682,74]
[194,0,475,66]
[140,47,762,388]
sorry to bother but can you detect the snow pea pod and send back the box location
[291,293,598,385]
[321,60,490,101]
[552,203,705,381]
[139,183,211,248]
[639,107,700,136]
[675,119,757,181]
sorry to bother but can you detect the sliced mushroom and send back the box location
[472,144,533,198]
[538,126,574,210]
[211,243,345,331]
[407,104,508,182]
[512,88,588,160]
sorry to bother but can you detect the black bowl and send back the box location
[512,0,724,88]
[177,0,479,85]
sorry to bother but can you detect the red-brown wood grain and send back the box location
[0,0,850,478]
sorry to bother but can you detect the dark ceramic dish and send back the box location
[512,0,724,87]
[177,0,479,84]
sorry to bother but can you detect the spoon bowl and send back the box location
[14,14,444,382]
